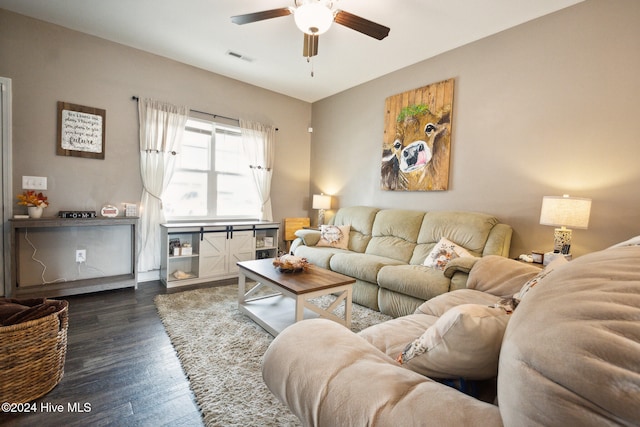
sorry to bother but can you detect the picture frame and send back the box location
[381,78,454,191]
[57,101,106,159]
[531,251,544,264]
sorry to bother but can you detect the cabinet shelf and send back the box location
[168,253,199,259]
[160,221,279,288]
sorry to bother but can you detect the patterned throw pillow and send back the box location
[397,304,510,380]
[423,237,473,270]
[514,255,568,302]
[608,235,640,248]
[316,225,350,249]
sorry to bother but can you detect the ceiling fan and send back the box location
[231,0,390,59]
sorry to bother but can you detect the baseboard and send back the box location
[138,269,160,283]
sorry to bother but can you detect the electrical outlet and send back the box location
[22,176,48,190]
[76,249,86,263]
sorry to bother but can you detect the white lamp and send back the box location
[312,194,332,226]
[539,195,592,254]
[294,0,334,35]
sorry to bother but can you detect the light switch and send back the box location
[22,176,48,190]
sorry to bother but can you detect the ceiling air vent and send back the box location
[226,50,253,62]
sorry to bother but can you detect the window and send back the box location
[163,118,260,219]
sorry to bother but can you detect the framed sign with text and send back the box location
[57,101,106,159]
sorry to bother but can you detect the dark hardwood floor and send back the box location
[1,281,205,427]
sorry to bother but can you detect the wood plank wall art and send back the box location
[381,78,454,191]
[57,101,106,160]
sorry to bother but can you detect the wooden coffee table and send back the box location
[237,258,355,336]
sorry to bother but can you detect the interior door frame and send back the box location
[1,77,13,296]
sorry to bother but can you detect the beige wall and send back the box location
[310,0,640,257]
[0,9,312,230]
[2,0,639,267]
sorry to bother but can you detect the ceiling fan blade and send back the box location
[231,8,293,25]
[334,10,390,40]
[303,33,319,58]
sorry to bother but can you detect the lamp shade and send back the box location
[539,195,592,229]
[294,2,334,35]
[312,194,331,210]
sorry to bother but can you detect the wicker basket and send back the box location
[0,300,69,403]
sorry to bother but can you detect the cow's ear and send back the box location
[438,109,451,125]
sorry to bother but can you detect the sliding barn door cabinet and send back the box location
[160,221,279,288]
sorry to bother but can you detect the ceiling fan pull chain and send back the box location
[307,36,318,77]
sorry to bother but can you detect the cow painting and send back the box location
[381,79,454,191]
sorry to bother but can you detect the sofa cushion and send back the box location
[481,223,513,257]
[359,313,438,356]
[377,265,451,302]
[262,319,503,427]
[293,245,350,269]
[365,209,425,263]
[330,252,404,283]
[330,206,379,253]
[398,304,510,380]
[410,211,499,264]
[466,255,542,298]
[352,279,381,311]
[415,288,501,317]
[423,237,473,270]
[377,289,431,319]
[316,225,350,249]
[498,245,640,426]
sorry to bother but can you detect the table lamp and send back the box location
[312,194,331,226]
[539,195,592,255]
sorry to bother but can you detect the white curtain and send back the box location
[239,119,275,221]
[138,99,189,272]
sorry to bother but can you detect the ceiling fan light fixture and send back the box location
[294,2,334,35]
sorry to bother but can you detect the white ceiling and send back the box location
[0,0,583,102]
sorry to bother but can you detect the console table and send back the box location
[8,217,138,298]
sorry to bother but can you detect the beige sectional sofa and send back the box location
[263,242,640,426]
[291,206,513,317]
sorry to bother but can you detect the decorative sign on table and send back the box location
[57,101,106,159]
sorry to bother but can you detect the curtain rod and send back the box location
[131,96,278,131]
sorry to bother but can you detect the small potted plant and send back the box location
[17,190,49,218]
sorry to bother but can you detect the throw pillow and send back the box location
[423,237,473,270]
[608,235,640,248]
[466,255,542,298]
[514,255,568,302]
[397,304,510,380]
[316,225,350,249]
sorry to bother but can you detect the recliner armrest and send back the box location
[262,319,502,426]
[294,229,321,246]
[444,256,480,279]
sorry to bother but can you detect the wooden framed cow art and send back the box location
[381,78,454,191]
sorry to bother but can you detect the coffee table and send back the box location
[237,258,355,336]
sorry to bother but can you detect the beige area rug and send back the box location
[154,284,392,427]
